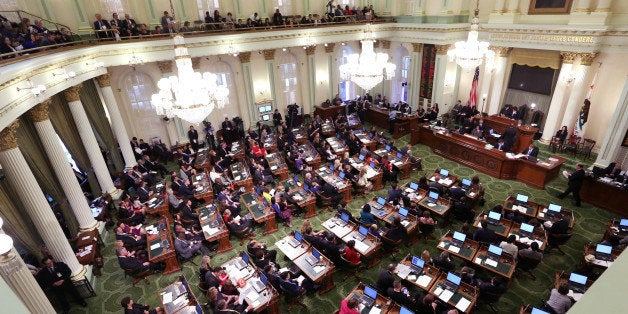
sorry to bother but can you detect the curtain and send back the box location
[510,48,561,70]
[48,94,102,196]
[80,79,125,172]
[0,171,44,258]
[503,88,552,129]
[15,117,79,237]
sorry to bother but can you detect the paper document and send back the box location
[475,257,483,264]
[150,243,161,250]
[401,220,410,227]
[455,298,471,312]
[485,259,498,267]
[305,157,313,162]
[234,175,241,181]
[369,307,382,314]
[438,242,446,248]
[354,241,370,253]
[417,275,431,287]
[271,165,277,170]
[296,275,306,285]
[247,290,260,301]
[162,292,173,303]
[449,246,460,254]
[568,291,584,301]
[439,289,454,302]
[313,265,326,273]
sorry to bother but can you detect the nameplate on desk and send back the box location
[485,259,498,268]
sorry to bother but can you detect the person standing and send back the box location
[188,125,199,151]
[37,256,87,311]
[558,163,585,206]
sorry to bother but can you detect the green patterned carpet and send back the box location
[63,129,617,314]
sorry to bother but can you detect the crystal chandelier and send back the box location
[447,0,495,71]
[151,35,229,125]
[339,24,396,92]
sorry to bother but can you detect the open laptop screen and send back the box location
[340,213,349,223]
[241,252,250,264]
[377,197,386,206]
[520,223,534,234]
[399,306,414,314]
[548,203,562,213]
[446,272,461,286]
[409,182,419,190]
[312,248,321,260]
[461,178,471,188]
[488,244,503,257]
[411,256,425,269]
[453,231,466,243]
[531,308,550,314]
[440,169,449,177]
[620,218,628,227]
[488,211,501,222]
[569,273,587,285]
[364,285,378,299]
[428,191,439,200]
[596,244,612,255]
[358,225,368,236]
[398,207,408,217]
[293,231,303,243]
[516,194,529,203]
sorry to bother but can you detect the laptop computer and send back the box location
[235,252,249,270]
[545,203,562,220]
[306,248,321,265]
[359,285,378,308]
[519,222,535,237]
[427,191,439,203]
[359,154,365,161]
[330,164,334,171]
[398,207,409,221]
[397,152,403,159]
[451,231,466,247]
[461,178,472,191]
[252,273,269,293]
[399,305,414,314]
[620,218,628,232]
[339,171,346,179]
[288,231,303,248]
[487,244,503,262]
[515,194,529,206]
[439,169,449,178]
[386,145,391,151]
[443,272,461,292]
[370,162,376,169]
[405,182,419,194]
[487,211,502,225]
[303,184,310,193]
[372,196,387,210]
[530,308,550,314]
[410,256,425,275]
[338,212,350,227]
[354,225,368,242]
[568,273,588,294]
[595,244,613,262]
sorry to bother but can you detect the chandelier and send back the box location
[447,0,495,71]
[151,35,229,125]
[339,24,395,92]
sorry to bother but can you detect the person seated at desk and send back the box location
[117,247,162,273]
[505,209,525,224]
[279,271,308,296]
[548,213,570,235]
[178,199,199,222]
[359,204,377,227]
[214,298,253,314]
[376,264,397,295]
[248,239,278,266]
[419,211,435,225]
[421,250,433,265]
[136,181,153,203]
[340,298,360,314]
[518,242,543,262]
[452,197,475,224]
[547,282,572,314]
[384,216,407,242]
[473,220,498,244]
[478,276,506,296]
[387,280,421,310]
[381,156,397,184]
[271,197,293,228]
[343,240,361,264]
[460,266,477,286]
[222,209,255,237]
[322,182,344,206]
[605,161,624,181]
[521,143,539,158]
[500,235,519,260]
[115,222,147,248]
[174,232,204,260]
[120,296,163,314]
[471,125,484,139]
[356,167,373,193]
[301,219,325,238]
[496,139,510,152]
[417,294,448,314]
[118,196,146,226]
[432,251,455,273]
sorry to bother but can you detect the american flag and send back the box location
[469,66,480,107]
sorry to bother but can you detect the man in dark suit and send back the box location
[496,139,510,152]
[429,174,444,195]
[188,126,199,151]
[120,13,138,36]
[177,179,196,200]
[93,14,111,38]
[387,183,402,203]
[503,125,517,150]
[38,257,87,310]
[558,163,585,206]
[322,182,343,206]
[473,222,498,244]
[521,143,539,158]
[136,181,152,203]
[178,199,199,221]
[549,213,570,235]
[376,264,396,296]
[387,280,420,310]
[221,117,234,144]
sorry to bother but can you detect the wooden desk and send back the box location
[198,204,233,253]
[293,247,336,295]
[262,134,278,153]
[382,208,419,246]
[240,192,278,235]
[582,244,619,269]
[229,140,246,160]
[231,161,253,192]
[393,115,419,139]
[347,114,362,130]
[603,219,628,242]
[429,171,458,189]
[355,131,377,151]
[341,229,382,268]
[292,128,309,145]
[484,115,539,154]
[146,182,170,219]
[314,105,345,120]
[147,219,181,275]
[288,187,317,219]
[194,147,212,171]
[275,235,309,260]
[394,254,441,292]
[221,257,280,314]
[508,222,547,251]
[321,120,336,137]
[348,156,383,191]
[580,176,628,215]
[503,196,541,220]
[437,233,480,262]
[372,148,411,180]
[75,230,101,266]
[418,195,451,218]
[345,282,397,314]
[366,107,390,129]
[315,166,352,202]
[326,137,348,157]
[536,205,575,229]
[192,171,213,204]
[298,144,322,169]
[265,152,289,181]
[159,276,202,314]
[322,216,356,239]
[472,246,516,279]
[473,213,513,239]
[400,184,427,205]
[429,273,477,313]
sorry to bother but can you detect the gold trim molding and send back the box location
[263,49,275,61]
[578,52,598,66]
[95,74,111,87]
[0,121,20,151]
[324,43,335,53]
[27,99,52,122]
[157,61,172,74]
[63,84,83,102]
[412,43,423,53]
[305,46,316,56]
[560,51,578,64]
[435,45,450,55]
[238,52,251,63]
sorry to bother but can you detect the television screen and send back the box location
[507,64,556,96]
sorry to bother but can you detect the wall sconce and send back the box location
[16,79,46,96]
[53,69,76,80]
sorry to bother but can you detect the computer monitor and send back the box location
[399,207,408,218]
[377,197,386,206]
[312,248,321,260]
[428,191,439,201]
[488,244,503,259]
[461,178,472,188]
[364,285,378,300]
[569,273,587,285]
[411,256,425,269]
[488,211,501,223]
[262,114,270,121]
[258,107,265,113]
[260,273,268,286]
[358,225,368,236]
[330,164,334,171]
[359,154,365,161]
[409,182,419,190]
[452,231,466,245]
[440,169,449,177]
[303,184,309,193]
[241,252,250,265]
[516,194,529,203]
[294,231,303,243]
[293,174,299,182]
[520,223,534,234]
[336,133,341,139]
[370,162,376,168]
[339,171,346,179]
[341,212,349,223]
[399,306,414,314]
[530,308,550,314]
[386,145,391,151]
[596,244,612,255]
[362,126,367,131]
[548,203,562,213]
[265,105,272,112]
[620,218,628,227]
[446,272,461,286]
[397,152,403,159]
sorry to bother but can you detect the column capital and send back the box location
[412,43,423,53]
[157,61,173,74]
[324,43,335,53]
[191,57,201,70]
[263,49,276,61]
[0,121,20,151]
[305,45,316,56]
[373,41,380,49]
[560,52,578,64]
[95,74,111,87]
[435,45,450,55]
[238,52,251,63]
[27,99,52,122]
[63,84,83,102]
[380,40,391,50]
[491,46,511,57]
[578,52,598,66]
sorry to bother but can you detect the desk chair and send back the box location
[516,255,541,280]
[381,235,402,260]
[418,222,436,242]
[122,267,153,286]
[479,290,503,313]
[279,281,306,311]
[549,136,564,153]
[547,232,573,255]
[340,254,362,281]
[352,184,368,200]
[578,139,596,160]
[316,191,334,212]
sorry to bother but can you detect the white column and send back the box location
[238,52,255,129]
[305,46,317,115]
[64,84,118,196]
[594,77,628,167]
[0,220,55,313]
[409,43,424,108]
[28,101,99,232]
[506,0,520,13]
[414,0,426,15]
[0,122,85,279]
[325,43,335,100]
[493,0,506,13]
[560,53,597,132]
[574,0,592,12]
[431,45,449,112]
[596,0,612,11]
[541,52,576,142]
[264,49,279,112]
[487,47,510,115]
[95,74,137,168]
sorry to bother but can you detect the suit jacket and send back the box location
[93,19,111,31]
[178,183,196,200]
[118,256,146,272]
[428,181,443,195]
[376,269,395,294]
[136,187,150,203]
[522,146,539,157]
[180,204,198,221]
[387,188,402,203]
[174,237,200,259]
[568,169,585,188]
[280,279,302,295]
[38,262,72,288]
[550,219,569,235]
[204,271,220,289]
[473,227,497,244]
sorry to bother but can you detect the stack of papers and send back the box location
[395,264,411,279]
[417,275,431,287]
[354,241,370,253]
[313,265,326,273]
[449,246,461,254]
[456,298,471,312]
[438,289,454,302]
[202,225,219,236]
